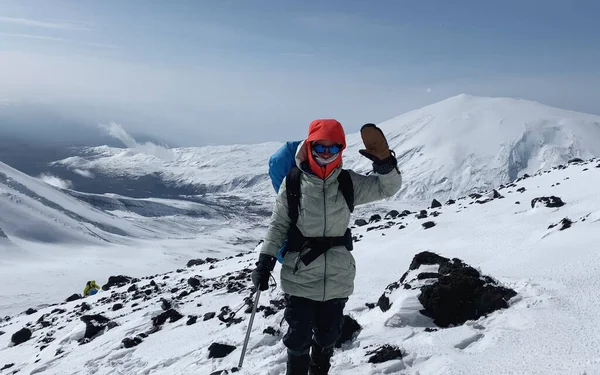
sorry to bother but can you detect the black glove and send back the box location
[359,123,398,174]
[251,253,277,291]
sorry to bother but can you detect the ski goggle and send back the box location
[312,143,342,154]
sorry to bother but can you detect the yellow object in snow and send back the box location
[83,280,101,296]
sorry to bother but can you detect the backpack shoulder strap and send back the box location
[337,169,354,213]
[285,166,302,226]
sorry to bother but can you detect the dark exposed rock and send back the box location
[122,336,143,348]
[398,210,412,217]
[127,284,138,293]
[354,219,368,227]
[409,251,447,271]
[430,199,442,209]
[369,214,382,223]
[188,277,201,288]
[187,258,206,267]
[1,363,15,371]
[406,252,518,327]
[568,157,584,163]
[161,299,172,311]
[422,221,436,229]
[186,316,198,325]
[263,326,280,336]
[11,327,32,345]
[548,218,573,231]
[416,210,428,219]
[365,303,376,309]
[469,193,482,199]
[445,199,456,205]
[517,187,526,193]
[66,294,82,302]
[25,307,37,315]
[385,210,400,219]
[152,309,183,327]
[335,315,361,348]
[112,303,124,311]
[80,314,111,340]
[102,275,132,291]
[366,344,405,363]
[531,196,565,209]
[204,312,216,321]
[208,342,236,359]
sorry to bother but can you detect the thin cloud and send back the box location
[0,16,89,30]
[0,32,67,42]
[0,32,120,49]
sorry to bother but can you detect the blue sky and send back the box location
[1,0,599,145]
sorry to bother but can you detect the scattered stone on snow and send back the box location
[65,294,82,302]
[548,218,573,231]
[531,196,565,209]
[366,344,406,363]
[1,363,15,371]
[430,199,442,208]
[422,221,436,229]
[11,327,32,345]
[208,342,236,359]
[369,214,382,223]
[152,309,183,327]
[122,336,143,348]
[335,315,361,348]
[353,218,368,227]
[80,314,111,341]
[102,275,132,291]
[385,210,400,219]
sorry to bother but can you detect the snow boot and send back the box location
[286,351,310,375]
[308,344,333,374]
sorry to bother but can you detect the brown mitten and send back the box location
[359,123,398,174]
[359,123,391,161]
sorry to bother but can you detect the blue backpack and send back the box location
[268,141,354,263]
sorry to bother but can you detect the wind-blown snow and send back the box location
[2,158,600,375]
[37,173,73,189]
[100,122,176,162]
[53,95,600,200]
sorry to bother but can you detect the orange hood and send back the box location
[306,119,346,179]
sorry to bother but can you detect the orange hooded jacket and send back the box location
[306,119,346,179]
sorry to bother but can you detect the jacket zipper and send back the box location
[322,179,327,302]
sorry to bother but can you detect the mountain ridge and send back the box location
[46,94,600,201]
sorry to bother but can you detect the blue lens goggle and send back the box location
[313,143,342,154]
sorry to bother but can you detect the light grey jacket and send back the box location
[261,140,402,302]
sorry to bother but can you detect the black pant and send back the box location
[282,294,347,356]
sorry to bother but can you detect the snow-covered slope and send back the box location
[2,158,600,375]
[0,160,150,245]
[51,94,600,200]
[0,160,253,247]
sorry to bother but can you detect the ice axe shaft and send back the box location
[238,289,261,369]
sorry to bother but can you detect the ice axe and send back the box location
[211,289,261,375]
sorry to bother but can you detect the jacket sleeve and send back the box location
[260,177,292,258]
[349,167,402,207]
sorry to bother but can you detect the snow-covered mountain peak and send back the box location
[344,94,600,199]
